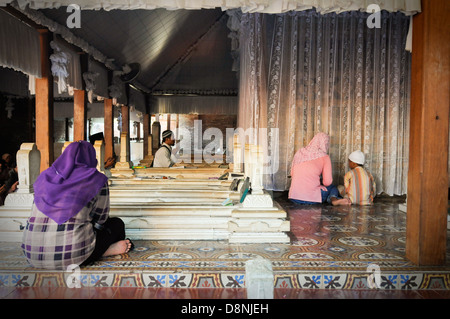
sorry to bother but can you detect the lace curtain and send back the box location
[238,10,411,195]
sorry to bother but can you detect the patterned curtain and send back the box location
[238,10,411,195]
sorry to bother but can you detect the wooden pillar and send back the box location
[73,89,87,141]
[152,115,161,155]
[121,104,130,163]
[35,29,54,172]
[143,113,150,157]
[121,105,129,134]
[406,0,450,265]
[135,121,141,141]
[73,54,88,142]
[104,98,114,160]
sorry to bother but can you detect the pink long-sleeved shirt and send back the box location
[288,155,333,203]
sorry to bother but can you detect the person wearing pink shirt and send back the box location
[289,132,350,206]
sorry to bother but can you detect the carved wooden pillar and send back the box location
[406,0,450,265]
[35,29,53,172]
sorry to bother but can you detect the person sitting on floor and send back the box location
[289,132,350,206]
[2,153,14,170]
[340,150,376,205]
[0,153,18,203]
[21,141,133,270]
[152,130,177,168]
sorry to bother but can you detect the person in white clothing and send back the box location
[153,130,176,167]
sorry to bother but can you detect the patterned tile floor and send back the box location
[1,192,450,299]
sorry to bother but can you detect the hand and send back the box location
[319,185,327,191]
[8,181,18,193]
[104,157,116,169]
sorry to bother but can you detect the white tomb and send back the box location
[0,136,291,244]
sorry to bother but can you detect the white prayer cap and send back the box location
[162,130,173,140]
[349,150,365,165]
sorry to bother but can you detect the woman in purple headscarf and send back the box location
[22,141,133,270]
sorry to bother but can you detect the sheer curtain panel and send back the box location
[238,10,411,195]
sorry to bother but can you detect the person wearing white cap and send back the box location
[153,130,176,167]
[342,150,376,205]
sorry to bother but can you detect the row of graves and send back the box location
[0,133,290,244]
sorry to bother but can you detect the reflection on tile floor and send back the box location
[0,193,449,293]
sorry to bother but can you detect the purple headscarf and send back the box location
[33,141,108,225]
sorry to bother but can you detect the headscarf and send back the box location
[33,141,108,225]
[292,132,330,166]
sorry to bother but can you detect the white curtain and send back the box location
[238,10,411,196]
[0,9,41,77]
[1,0,421,15]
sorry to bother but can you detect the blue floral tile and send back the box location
[143,274,167,287]
[298,274,322,289]
[167,273,191,288]
[221,274,245,288]
[0,273,9,287]
[323,273,348,289]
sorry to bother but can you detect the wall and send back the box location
[0,94,35,161]
[174,113,237,151]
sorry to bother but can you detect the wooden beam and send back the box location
[121,104,130,163]
[0,6,42,30]
[73,89,87,141]
[104,98,114,160]
[35,29,54,172]
[406,0,450,265]
[121,105,130,134]
[73,54,88,141]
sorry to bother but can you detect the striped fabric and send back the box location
[21,183,110,270]
[344,167,376,205]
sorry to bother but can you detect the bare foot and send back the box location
[102,239,132,257]
[331,197,351,206]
